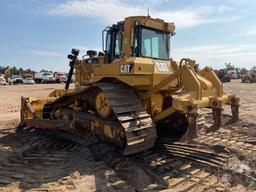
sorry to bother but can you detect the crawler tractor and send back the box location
[20,16,240,155]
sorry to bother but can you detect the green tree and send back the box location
[224,62,234,70]
[18,67,24,75]
[25,68,32,73]
[40,69,53,73]
[11,66,18,75]
[0,66,4,74]
[240,68,248,75]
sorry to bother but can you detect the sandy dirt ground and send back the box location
[0,80,255,191]
[0,84,70,129]
[222,80,256,123]
[0,84,135,192]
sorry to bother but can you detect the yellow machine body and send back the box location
[20,16,240,155]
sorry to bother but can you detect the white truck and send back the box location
[34,72,56,83]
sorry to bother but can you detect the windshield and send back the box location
[140,28,170,60]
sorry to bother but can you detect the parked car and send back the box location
[13,78,24,84]
[9,76,23,85]
[0,76,7,85]
[23,78,35,84]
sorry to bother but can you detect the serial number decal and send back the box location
[120,64,133,73]
[155,61,170,72]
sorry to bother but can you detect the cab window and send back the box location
[115,32,122,56]
[141,28,169,60]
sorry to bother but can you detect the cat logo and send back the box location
[120,64,133,73]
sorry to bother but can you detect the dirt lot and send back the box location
[223,80,256,123]
[0,84,136,192]
[0,84,70,129]
[0,80,255,191]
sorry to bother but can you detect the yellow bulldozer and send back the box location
[20,16,240,155]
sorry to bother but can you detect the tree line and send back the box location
[224,62,252,75]
[0,66,35,76]
[0,66,53,77]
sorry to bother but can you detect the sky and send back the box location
[0,0,256,72]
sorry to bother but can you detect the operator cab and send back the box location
[103,17,174,63]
